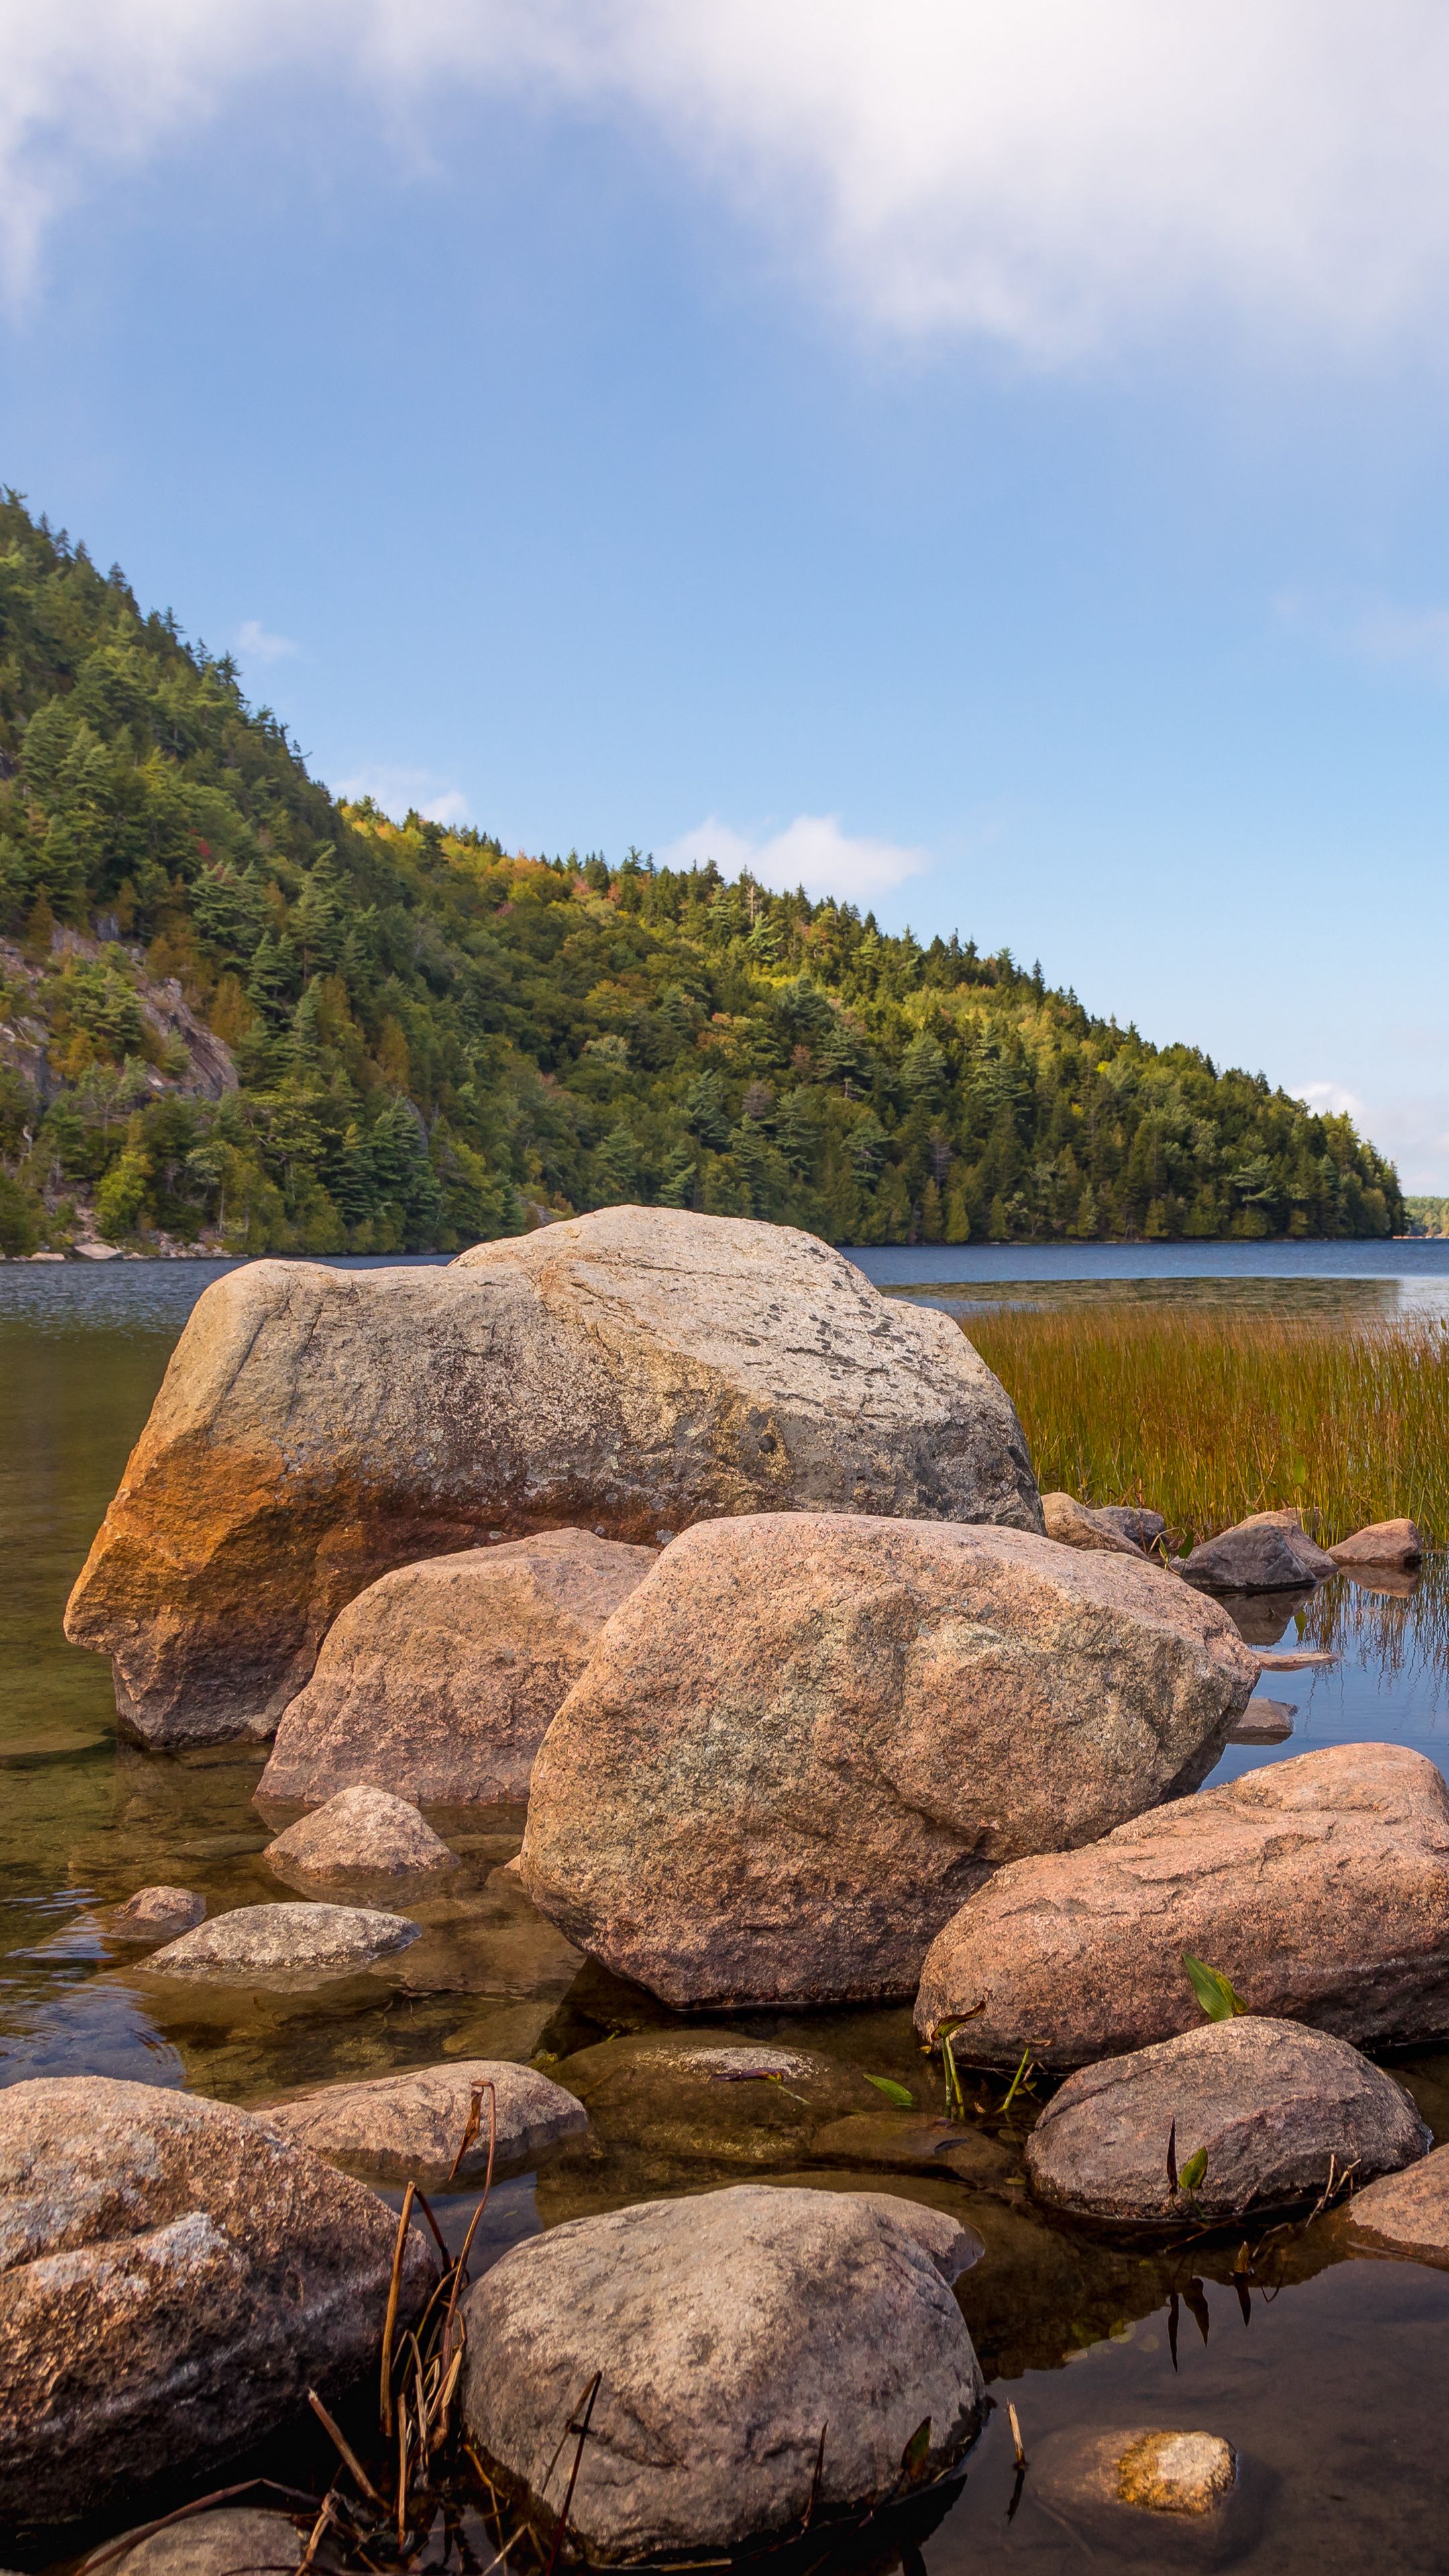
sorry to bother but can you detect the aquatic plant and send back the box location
[970,1305,1449,1545]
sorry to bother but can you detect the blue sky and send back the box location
[5,6,1449,1181]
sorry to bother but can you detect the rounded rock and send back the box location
[264,1785,457,1878]
[260,2057,588,2187]
[146,1901,419,1988]
[105,1886,206,1941]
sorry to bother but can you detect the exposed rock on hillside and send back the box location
[259,1531,655,1803]
[519,1511,1257,2007]
[64,1207,1042,1745]
[916,1743,1449,2065]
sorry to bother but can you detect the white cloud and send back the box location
[11,6,1449,354]
[333,763,470,827]
[1294,1079,1371,1124]
[235,617,299,665]
[663,811,928,906]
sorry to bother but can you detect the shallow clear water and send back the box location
[7,1255,1449,2573]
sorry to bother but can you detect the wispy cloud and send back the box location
[10,6,1449,355]
[333,762,470,827]
[1276,589,1449,688]
[1294,1079,1371,1124]
[663,811,929,906]
[235,617,299,665]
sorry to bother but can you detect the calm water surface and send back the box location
[5,1253,1449,2573]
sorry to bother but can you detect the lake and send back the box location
[5,1247,1449,2573]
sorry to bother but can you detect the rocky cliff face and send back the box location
[65,1204,1042,1746]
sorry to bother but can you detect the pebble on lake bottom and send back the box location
[1115,2428,1236,2514]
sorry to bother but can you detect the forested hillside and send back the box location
[0,494,1403,1254]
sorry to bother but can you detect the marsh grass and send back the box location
[967,1305,1449,1547]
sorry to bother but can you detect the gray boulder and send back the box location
[64,1206,1042,1747]
[1227,1695,1295,1743]
[258,1532,656,1805]
[1179,1509,1337,1593]
[461,2184,984,2560]
[916,1743,1449,2066]
[1025,2017,1427,2224]
[1094,1505,1168,1552]
[0,2076,435,2534]
[263,1786,456,1878]
[105,1886,206,1941]
[146,1902,419,1990]
[520,1510,1258,2007]
[261,2057,587,2187]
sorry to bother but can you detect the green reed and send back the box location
[967,1306,1449,1548]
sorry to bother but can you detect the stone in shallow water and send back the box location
[264,1784,457,1878]
[1025,2017,1427,2225]
[1041,1492,1144,1554]
[1227,1694,1295,1743]
[260,2056,588,2186]
[916,1743,1449,2066]
[1179,1509,1337,1593]
[64,1205,1040,1747]
[461,2184,985,2561]
[521,1509,1257,2009]
[1117,2429,1236,2513]
[106,1885,206,1940]
[1342,2139,1449,2263]
[550,2031,879,2171]
[1329,1517,1422,1569]
[0,2076,436,2536]
[259,1532,658,1805]
[146,1900,419,1988]
[111,2508,309,2575]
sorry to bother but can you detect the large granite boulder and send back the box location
[0,2076,436,2536]
[1178,1509,1337,1593]
[520,1511,1258,2008]
[916,1743,1449,2067]
[63,1208,1041,1748]
[261,2057,588,2187]
[460,2184,985,2561]
[263,1784,458,1877]
[1025,2017,1427,2224]
[258,1532,655,1805]
[146,1902,419,1990]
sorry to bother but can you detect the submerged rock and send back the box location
[550,2032,879,2171]
[520,1511,1258,2008]
[1025,2017,1427,2224]
[1342,2141,1449,2263]
[0,2076,436,2536]
[146,1901,419,1989]
[1329,1517,1423,1569]
[1041,1492,1144,1554]
[258,1532,655,1805]
[461,2184,985,2561]
[261,2057,588,2186]
[105,1886,206,1941]
[263,1785,457,1878]
[1227,1695,1295,1743]
[916,1743,1449,2065]
[111,2509,308,2575]
[63,1206,1041,1748]
[1179,1510,1338,1593]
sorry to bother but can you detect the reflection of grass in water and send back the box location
[968,1307,1449,1546]
[1301,1554,1449,1696]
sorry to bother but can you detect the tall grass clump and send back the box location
[967,1307,1449,1548]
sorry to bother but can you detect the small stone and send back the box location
[260,2057,588,2187]
[461,2184,985,2561]
[1093,1505,1168,1551]
[1116,2429,1236,2514]
[1042,1492,1143,1554]
[1343,2140,1449,2263]
[1227,1695,1295,1743]
[1329,1517,1422,1570]
[106,1885,206,1940]
[146,1902,419,1988]
[264,1785,457,1878]
[110,2508,308,2575]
